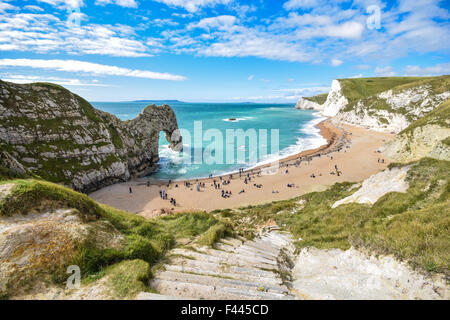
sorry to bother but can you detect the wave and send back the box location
[155,113,327,179]
[222,116,254,122]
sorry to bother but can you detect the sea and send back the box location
[91,101,326,180]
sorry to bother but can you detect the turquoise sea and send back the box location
[91,102,326,180]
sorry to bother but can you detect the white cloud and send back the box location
[153,0,232,13]
[374,66,396,77]
[0,59,187,81]
[331,59,343,67]
[0,13,152,57]
[404,63,450,76]
[23,5,45,12]
[188,15,237,30]
[247,74,254,80]
[0,1,17,12]
[37,0,85,9]
[275,86,330,94]
[1,74,111,86]
[283,0,319,10]
[95,0,138,8]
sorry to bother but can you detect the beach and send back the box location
[89,120,395,217]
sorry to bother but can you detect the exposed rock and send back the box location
[381,99,450,162]
[332,166,410,208]
[292,247,448,300]
[382,125,450,162]
[0,81,182,192]
[295,97,323,111]
[322,76,450,133]
[0,207,125,298]
[143,231,297,300]
[322,80,348,117]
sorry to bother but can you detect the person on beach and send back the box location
[129,187,132,194]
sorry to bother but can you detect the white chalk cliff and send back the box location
[321,77,450,133]
[322,80,348,117]
[295,97,324,111]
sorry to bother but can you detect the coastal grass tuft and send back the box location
[216,158,450,274]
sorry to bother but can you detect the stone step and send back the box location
[167,256,281,282]
[259,237,290,249]
[244,240,282,255]
[214,243,279,261]
[221,237,244,247]
[197,246,278,267]
[136,292,186,300]
[171,248,278,270]
[151,279,293,300]
[261,234,289,246]
[155,271,287,294]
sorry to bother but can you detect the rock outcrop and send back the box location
[381,99,450,163]
[331,166,410,208]
[295,97,323,111]
[0,81,182,193]
[322,76,450,133]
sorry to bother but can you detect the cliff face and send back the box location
[381,99,450,163]
[0,81,182,192]
[322,76,450,133]
[295,97,324,111]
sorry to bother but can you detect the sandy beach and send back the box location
[90,120,395,217]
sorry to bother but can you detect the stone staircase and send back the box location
[137,230,297,300]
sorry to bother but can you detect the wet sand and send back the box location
[90,120,394,217]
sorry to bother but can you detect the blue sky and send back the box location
[0,0,449,102]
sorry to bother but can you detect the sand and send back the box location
[89,121,394,217]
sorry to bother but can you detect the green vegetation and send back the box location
[102,259,151,299]
[340,76,450,119]
[214,158,450,274]
[400,98,450,135]
[338,77,432,104]
[0,178,230,298]
[197,223,234,246]
[304,93,328,105]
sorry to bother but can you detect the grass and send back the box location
[304,93,328,105]
[103,259,151,299]
[197,223,234,246]
[338,77,433,104]
[212,158,450,275]
[0,178,229,297]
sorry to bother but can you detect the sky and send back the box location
[0,0,449,102]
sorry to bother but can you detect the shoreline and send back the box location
[90,120,395,216]
[145,119,345,185]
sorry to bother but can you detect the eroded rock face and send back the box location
[295,97,323,111]
[382,125,450,162]
[331,166,410,208]
[0,208,124,298]
[321,78,450,133]
[0,81,182,192]
[322,80,348,117]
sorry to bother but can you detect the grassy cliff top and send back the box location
[338,75,450,104]
[304,93,328,105]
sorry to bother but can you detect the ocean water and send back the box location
[91,101,326,180]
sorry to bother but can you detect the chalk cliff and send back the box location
[0,81,182,192]
[322,76,450,133]
[381,98,450,163]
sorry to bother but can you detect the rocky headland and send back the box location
[0,81,182,193]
